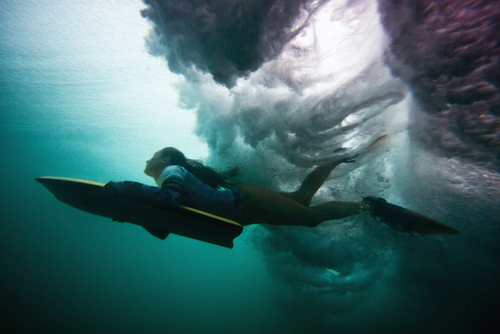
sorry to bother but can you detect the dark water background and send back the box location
[1,1,499,333]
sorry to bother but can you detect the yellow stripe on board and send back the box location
[37,176,106,187]
[178,204,242,226]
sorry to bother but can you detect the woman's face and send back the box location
[144,150,170,177]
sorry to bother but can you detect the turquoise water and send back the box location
[2,1,499,333]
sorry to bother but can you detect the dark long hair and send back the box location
[159,147,240,189]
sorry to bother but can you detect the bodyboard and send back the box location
[36,177,243,248]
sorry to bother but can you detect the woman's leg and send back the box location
[241,184,361,227]
[282,135,387,206]
[280,160,351,206]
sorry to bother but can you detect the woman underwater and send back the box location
[104,146,459,234]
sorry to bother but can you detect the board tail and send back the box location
[142,226,170,240]
[365,197,460,235]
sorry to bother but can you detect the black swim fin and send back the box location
[363,197,460,235]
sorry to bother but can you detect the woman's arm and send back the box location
[102,181,181,209]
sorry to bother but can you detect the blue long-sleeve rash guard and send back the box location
[102,168,183,210]
[103,165,243,220]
